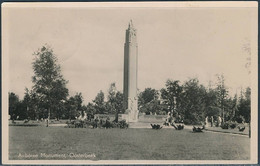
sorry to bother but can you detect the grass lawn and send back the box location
[9,126,250,160]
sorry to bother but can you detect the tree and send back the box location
[238,87,251,123]
[85,103,96,120]
[23,88,41,120]
[74,93,83,116]
[110,91,124,122]
[160,80,182,116]
[216,74,229,122]
[107,83,117,114]
[138,88,160,115]
[224,96,238,122]
[93,91,106,114]
[107,83,124,122]
[64,95,81,121]
[138,88,159,106]
[8,92,20,120]
[204,87,220,120]
[31,45,68,125]
[180,78,207,124]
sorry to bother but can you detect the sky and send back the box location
[4,3,257,104]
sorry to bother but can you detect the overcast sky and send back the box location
[4,3,256,104]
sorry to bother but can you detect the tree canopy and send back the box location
[31,45,69,119]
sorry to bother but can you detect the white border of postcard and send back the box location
[2,1,258,164]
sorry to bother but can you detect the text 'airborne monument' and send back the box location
[123,20,139,122]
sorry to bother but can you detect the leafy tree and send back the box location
[204,88,219,118]
[138,88,159,106]
[180,78,207,124]
[93,90,106,114]
[23,88,41,120]
[216,74,229,122]
[81,105,88,118]
[107,83,117,114]
[74,93,83,116]
[238,87,251,123]
[160,80,182,116]
[206,106,221,117]
[85,103,96,120]
[31,45,68,123]
[113,92,124,122]
[107,83,124,122]
[138,88,160,115]
[17,102,28,120]
[64,95,81,121]
[8,92,20,120]
[224,96,238,121]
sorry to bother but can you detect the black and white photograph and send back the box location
[2,2,258,164]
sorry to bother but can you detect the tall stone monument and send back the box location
[123,20,139,122]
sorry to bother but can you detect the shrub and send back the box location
[177,124,184,130]
[238,125,246,132]
[183,119,202,125]
[183,119,192,125]
[151,124,162,129]
[229,122,237,129]
[65,119,129,129]
[118,120,129,129]
[102,120,113,128]
[221,123,229,129]
[192,126,204,132]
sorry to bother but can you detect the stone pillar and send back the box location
[123,20,138,122]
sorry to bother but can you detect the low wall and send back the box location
[138,114,167,123]
[94,114,167,123]
[94,114,116,121]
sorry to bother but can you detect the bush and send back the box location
[238,125,246,132]
[229,122,237,129]
[172,123,184,130]
[221,123,229,129]
[229,123,236,129]
[65,119,129,129]
[235,116,245,123]
[102,120,113,128]
[118,120,129,129]
[151,124,162,129]
[183,119,201,125]
[192,126,204,132]
[183,119,192,125]
[66,120,85,128]
[177,124,184,130]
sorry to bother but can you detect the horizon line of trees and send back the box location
[138,78,250,125]
[8,45,251,125]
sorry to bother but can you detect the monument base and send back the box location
[120,114,169,128]
[120,113,138,123]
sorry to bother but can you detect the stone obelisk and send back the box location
[123,20,138,122]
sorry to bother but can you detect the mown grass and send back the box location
[9,126,250,160]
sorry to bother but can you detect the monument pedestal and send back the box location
[121,109,139,123]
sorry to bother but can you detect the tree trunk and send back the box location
[249,121,251,138]
[115,112,119,123]
[222,107,225,123]
[46,108,50,127]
